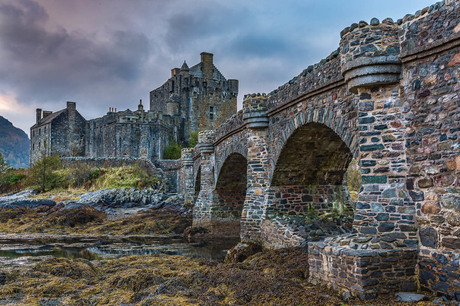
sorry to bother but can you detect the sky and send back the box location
[0,0,435,136]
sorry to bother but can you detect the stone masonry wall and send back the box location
[309,243,418,299]
[186,0,459,299]
[271,185,352,216]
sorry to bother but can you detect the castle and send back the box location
[30,52,238,165]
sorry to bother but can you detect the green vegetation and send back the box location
[0,155,160,195]
[346,159,361,202]
[189,131,199,147]
[0,205,189,235]
[0,152,11,176]
[30,154,62,192]
[163,139,182,159]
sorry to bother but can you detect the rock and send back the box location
[378,222,395,232]
[183,226,210,242]
[395,292,426,302]
[225,242,262,264]
[441,194,460,211]
[442,238,460,249]
[418,178,433,188]
[370,17,380,25]
[76,188,164,208]
[445,211,460,226]
[422,202,441,214]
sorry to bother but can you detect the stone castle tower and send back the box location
[30,52,238,165]
[150,52,238,145]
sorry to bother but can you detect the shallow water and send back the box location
[0,236,240,262]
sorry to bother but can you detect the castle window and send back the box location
[39,128,41,136]
[210,106,214,121]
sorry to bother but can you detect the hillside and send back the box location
[0,115,29,168]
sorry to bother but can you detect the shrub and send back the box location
[189,131,199,147]
[163,139,182,159]
[347,159,361,202]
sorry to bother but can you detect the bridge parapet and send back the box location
[266,51,342,113]
[214,110,244,144]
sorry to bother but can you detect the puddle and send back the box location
[0,236,240,263]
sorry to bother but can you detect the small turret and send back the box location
[181,61,189,71]
[138,99,144,111]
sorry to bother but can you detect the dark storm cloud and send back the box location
[0,0,150,104]
[0,0,436,135]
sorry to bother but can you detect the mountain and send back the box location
[0,115,30,168]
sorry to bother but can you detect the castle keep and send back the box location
[30,52,238,165]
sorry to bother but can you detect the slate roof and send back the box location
[31,109,66,129]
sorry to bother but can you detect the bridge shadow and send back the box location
[263,122,355,248]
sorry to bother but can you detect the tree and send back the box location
[30,154,61,192]
[0,152,11,186]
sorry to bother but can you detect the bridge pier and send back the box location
[180,148,195,205]
[308,19,418,298]
[241,94,271,243]
[192,131,215,231]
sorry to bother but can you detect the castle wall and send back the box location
[30,122,51,164]
[150,54,238,148]
[85,111,173,161]
[30,103,86,165]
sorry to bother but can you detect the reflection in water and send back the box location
[0,237,240,261]
[0,246,100,260]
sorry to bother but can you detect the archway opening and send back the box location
[266,122,354,247]
[213,153,247,237]
[195,166,201,200]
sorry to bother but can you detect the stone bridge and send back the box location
[176,1,459,300]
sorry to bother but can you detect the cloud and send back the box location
[0,0,151,106]
[0,0,436,136]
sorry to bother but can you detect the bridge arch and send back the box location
[263,121,355,248]
[269,107,359,182]
[213,152,248,237]
[194,165,201,199]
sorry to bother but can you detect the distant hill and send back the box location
[0,115,29,168]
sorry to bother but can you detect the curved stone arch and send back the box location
[194,165,201,198]
[214,132,248,188]
[268,106,358,184]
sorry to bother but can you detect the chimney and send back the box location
[43,111,52,118]
[36,108,42,123]
[138,99,144,111]
[200,52,214,79]
[67,101,76,113]
[171,68,181,78]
